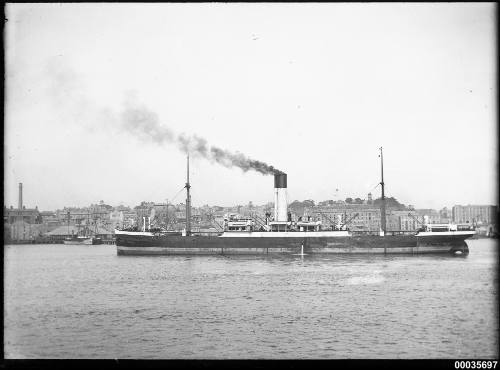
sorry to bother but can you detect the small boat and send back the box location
[63,235,102,245]
[63,212,102,245]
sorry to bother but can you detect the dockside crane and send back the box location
[315,211,337,229]
[252,213,270,231]
[315,211,358,230]
[343,213,359,228]
[204,208,224,232]
[407,212,424,229]
[211,218,225,232]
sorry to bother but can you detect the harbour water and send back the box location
[4,238,498,359]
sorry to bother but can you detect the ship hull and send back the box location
[115,232,472,256]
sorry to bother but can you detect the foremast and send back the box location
[379,147,386,235]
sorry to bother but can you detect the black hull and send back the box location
[115,234,472,256]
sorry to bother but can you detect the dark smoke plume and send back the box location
[121,102,282,175]
[43,60,282,175]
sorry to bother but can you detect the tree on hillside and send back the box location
[303,199,315,207]
[373,197,406,210]
[354,198,363,204]
[288,201,305,215]
[345,198,353,204]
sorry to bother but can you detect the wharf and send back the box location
[5,238,116,245]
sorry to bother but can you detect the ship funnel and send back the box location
[273,173,287,222]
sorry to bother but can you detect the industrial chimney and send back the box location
[273,173,287,222]
[18,183,23,210]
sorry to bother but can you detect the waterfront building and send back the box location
[191,207,202,223]
[4,221,48,243]
[109,210,125,230]
[386,213,401,232]
[452,205,498,226]
[238,201,257,217]
[4,205,42,224]
[121,210,138,228]
[150,203,176,228]
[415,209,440,224]
[134,201,155,226]
[391,210,419,231]
[40,211,58,223]
[38,211,61,233]
[4,183,41,224]
[113,204,131,212]
[44,224,114,242]
[296,200,443,233]
[89,200,113,220]
[317,200,334,207]
[3,183,43,242]
[173,203,186,223]
[439,207,452,224]
[56,208,91,224]
[312,205,382,232]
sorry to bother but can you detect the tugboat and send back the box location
[115,148,475,255]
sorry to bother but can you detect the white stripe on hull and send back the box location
[219,231,350,238]
[114,230,351,238]
[416,231,475,237]
[115,229,475,239]
[114,230,155,236]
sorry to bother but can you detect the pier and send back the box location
[5,237,116,245]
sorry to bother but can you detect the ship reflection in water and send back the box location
[4,239,498,359]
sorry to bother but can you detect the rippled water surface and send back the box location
[4,239,498,358]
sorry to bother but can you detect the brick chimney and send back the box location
[18,183,23,210]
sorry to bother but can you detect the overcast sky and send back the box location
[4,3,497,211]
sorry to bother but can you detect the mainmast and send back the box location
[379,147,386,235]
[165,199,169,231]
[67,211,70,236]
[185,154,191,236]
[87,212,90,237]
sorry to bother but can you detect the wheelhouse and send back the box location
[296,220,321,232]
[223,213,255,232]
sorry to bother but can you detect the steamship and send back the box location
[115,149,475,256]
